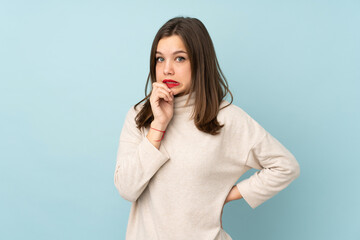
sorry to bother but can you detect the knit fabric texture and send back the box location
[114,92,300,240]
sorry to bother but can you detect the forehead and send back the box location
[156,35,187,53]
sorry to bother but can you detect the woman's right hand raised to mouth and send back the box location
[149,82,174,128]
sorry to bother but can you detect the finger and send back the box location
[153,83,172,96]
[152,83,173,103]
[155,87,173,102]
[153,82,173,94]
[155,89,172,102]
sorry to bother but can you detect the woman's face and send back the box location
[155,35,191,97]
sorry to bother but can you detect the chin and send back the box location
[175,92,184,97]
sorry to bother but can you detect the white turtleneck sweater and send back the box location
[114,92,300,240]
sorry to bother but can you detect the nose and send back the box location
[163,60,174,75]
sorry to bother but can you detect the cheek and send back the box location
[178,65,191,78]
[185,66,192,81]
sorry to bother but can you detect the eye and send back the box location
[176,56,185,62]
[156,57,164,62]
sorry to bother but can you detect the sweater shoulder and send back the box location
[218,100,267,141]
[218,100,253,122]
[121,101,147,136]
[125,101,146,120]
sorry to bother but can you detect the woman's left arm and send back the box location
[225,185,243,203]
[235,131,300,209]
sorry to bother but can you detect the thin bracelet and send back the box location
[150,127,166,142]
[150,127,166,133]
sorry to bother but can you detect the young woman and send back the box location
[114,16,300,240]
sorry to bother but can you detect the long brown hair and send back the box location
[134,16,233,135]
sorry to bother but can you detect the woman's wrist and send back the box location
[151,120,168,131]
[225,185,243,203]
[146,120,168,147]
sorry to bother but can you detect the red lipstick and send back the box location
[162,79,180,88]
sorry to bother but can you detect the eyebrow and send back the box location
[156,50,187,55]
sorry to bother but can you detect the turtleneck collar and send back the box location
[173,92,196,116]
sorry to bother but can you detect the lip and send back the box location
[163,79,180,88]
[163,79,179,83]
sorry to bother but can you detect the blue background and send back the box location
[1,0,359,239]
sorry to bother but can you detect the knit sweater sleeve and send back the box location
[236,119,300,209]
[114,106,170,202]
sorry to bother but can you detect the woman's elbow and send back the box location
[289,156,300,180]
[114,174,139,202]
[278,155,300,181]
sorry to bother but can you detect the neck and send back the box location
[173,92,196,116]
